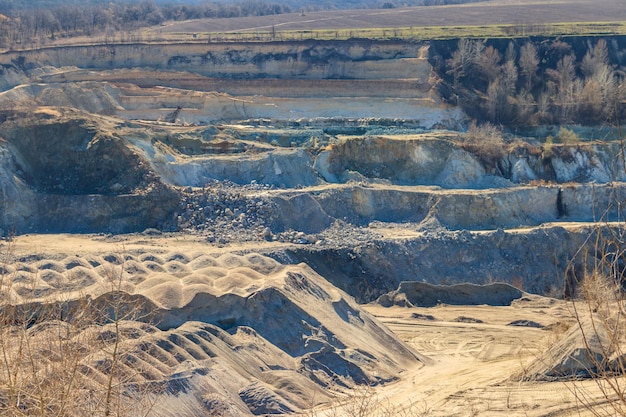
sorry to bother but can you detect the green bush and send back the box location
[557,127,581,144]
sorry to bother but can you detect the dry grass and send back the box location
[0,239,158,417]
[557,213,626,415]
[567,272,626,416]
[14,0,625,49]
[458,121,506,170]
[303,385,431,417]
[149,21,626,44]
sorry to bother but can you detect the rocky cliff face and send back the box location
[0,108,179,233]
[315,135,626,187]
[0,39,460,128]
[1,105,623,299]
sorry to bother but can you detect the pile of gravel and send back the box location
[174,180,385,248]
[175,181,278,245]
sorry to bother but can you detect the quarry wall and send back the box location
[2,37,625,298]
[0,40,429,81]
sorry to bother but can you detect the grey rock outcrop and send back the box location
[377,282,524,307]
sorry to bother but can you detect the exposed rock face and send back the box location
[0,108,179,233]
[1,104,625,296]
[0,40,465,128]
[3,35,626,417]
[377,282,524,308]
[0,79,463,128]
[277,182,624,231]
[277,224,599,301]
[156,148,321,188]
[0,63,29,91]
[5,113,150,195]
[316,135,626,187]
[0,40,427,80]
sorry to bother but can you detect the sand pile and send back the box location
[0,244,423,416]
[520,311,626,382]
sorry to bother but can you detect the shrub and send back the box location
[460,121,506,170]
[307,385,431,417]
[557,127,581,144]
[543,135,554,159]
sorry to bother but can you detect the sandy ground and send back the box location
[364,303,555,416]
[2,233,621,417]
[359,301,615,417]
[6,233,290,258]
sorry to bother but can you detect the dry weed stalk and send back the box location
[567,271,626,415]
[84,252,159,417]
[305,384,431,417]
[564,185,626,416]
[0,241,158,416]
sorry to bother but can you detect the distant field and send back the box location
[149,0,626,40]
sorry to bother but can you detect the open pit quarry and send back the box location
[1,37,626,416]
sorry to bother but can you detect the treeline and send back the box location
[0,0,292,47]
[435,37,626,126]
[0,0,490,48]
[261,0,487,9]
[0,0,487,12]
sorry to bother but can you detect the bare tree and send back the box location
[474,45,501,84]
[512,89,536,125]
[0,243,158,417]
[501,58,518,94]
[548,54,578,122]
[33,9,59,41]
[446,38,481,86]
[580,40,617,122]
[581,39,610,79]
[505,41,516,63]
[564,215,626,417]
[519,42,539,92]
[485,77,513,124]
[536,91,553,124]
